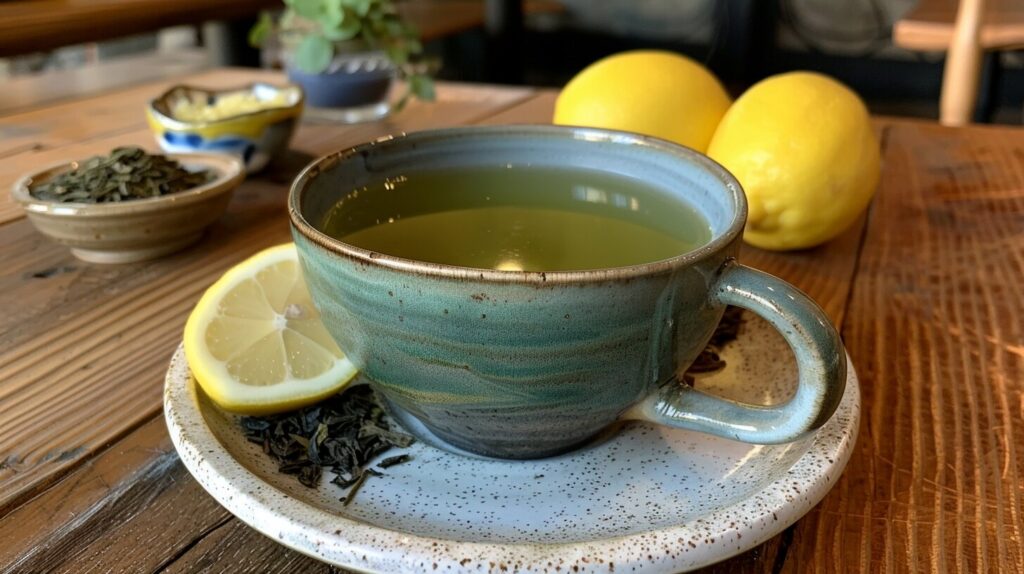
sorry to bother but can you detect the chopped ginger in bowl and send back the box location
[147,83,303,173]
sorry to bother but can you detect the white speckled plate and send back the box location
[164,314,859,573]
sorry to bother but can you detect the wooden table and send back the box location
[0,68,1022,573]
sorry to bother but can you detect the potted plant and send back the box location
[250,0,434,117]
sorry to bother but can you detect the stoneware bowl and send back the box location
[147,83,303,173]
[12,152,244,264]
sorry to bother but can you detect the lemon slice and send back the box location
[184,243,357,414]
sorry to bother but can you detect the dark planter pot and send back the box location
[286,53,394,109]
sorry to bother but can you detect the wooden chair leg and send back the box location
[940,0,985,126]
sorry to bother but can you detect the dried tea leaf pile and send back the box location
[240,386,415,504]
[30,146,212,203]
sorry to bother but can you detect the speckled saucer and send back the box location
[164,314,859,573]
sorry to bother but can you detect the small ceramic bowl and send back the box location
[12,152,244,264]
[147,83,303,173]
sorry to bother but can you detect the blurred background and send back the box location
[1,0,1020,123]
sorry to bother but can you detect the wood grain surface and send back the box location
[1,69,1023,573]
[0,49,210,117]
[782,122,1024,573]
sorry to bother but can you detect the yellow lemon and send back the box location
[184,243,357,414]
[707,72,880,251]
[554,50,731,152]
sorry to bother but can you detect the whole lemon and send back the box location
[707,72,880,251]
[554,50,731,152]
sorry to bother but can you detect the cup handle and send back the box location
[625,260,846,444]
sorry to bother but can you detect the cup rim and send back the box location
[288,125,747,284]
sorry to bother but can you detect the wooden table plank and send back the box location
[0,415,330,574]
[0,78,534,513]
[0,49,210,117]
[0,421,237,574]
[159,518,329,573]
[476,89,558,124]
[0,419,174,570]
[783,122,1024,572]
[0,68,277,156]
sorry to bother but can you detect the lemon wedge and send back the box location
[184,243,357,414]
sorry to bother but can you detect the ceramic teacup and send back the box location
[289,126,846,459]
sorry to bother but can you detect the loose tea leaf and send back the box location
[240,385,415,503]
[377,454,411,469]
[30,146,213,204]
[341,468,382,506]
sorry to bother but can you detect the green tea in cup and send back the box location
[319,165,712,271]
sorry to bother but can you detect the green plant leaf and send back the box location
[288,0,323,20]
[361,24,378,44]
[341,0,373,17]
[323,8,362,40]
[385,46,408,66]
[384,18,405,38]
[294,34,333,73]
[366,4,385,22]
[248,11,274,47]
[409,74,435,101]
[402,21,420,38]
[321,0,344,28]
[280,9,300,31]
[392,74,433,112]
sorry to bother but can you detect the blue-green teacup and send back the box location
[289,126,845,459]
